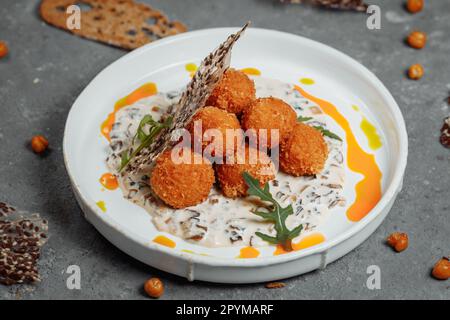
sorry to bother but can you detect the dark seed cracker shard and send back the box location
[40,0,187,50]
[280,0,368,12]
[440,116,450,148]
[127,22,250,173]
[0,202,48,286]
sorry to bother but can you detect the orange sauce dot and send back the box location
[241,68,261,76]
[273,245,286,256]
[292,233,325,250]
[274,233,326,255]
[99,173,118,190]
[238,246,260,258]
[153,235,176,248]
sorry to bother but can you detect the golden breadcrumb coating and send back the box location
[241,97,297,150]
[187,106,243,159]
[205,68,256,114]
[150,148,215,208]
[280,123,328,176]
[215,145,276,198]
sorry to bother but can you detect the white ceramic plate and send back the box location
[63,28,407,283]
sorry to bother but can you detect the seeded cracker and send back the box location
[39,0,187,50]
[440,117,450,148]
[0,202,48,286]
[280,0,368,12]
[127,22,250,174]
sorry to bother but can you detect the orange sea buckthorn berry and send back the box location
[31,135,49,154]
[408,64,424,80]
[144,277,164,298]
[431,257,450,280]
[0,41,8,59]
[406,0,424,13]
[386,232,409,252]
[407,31,427,49]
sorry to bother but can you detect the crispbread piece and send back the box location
[127,22,250,173]
[280,0,368,12]
[0,202,49,285]
[40,0,187,50]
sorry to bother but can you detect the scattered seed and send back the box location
[406,0,424,13]
[31,135,49,154]
[408,64,424,80]
[0,41,8,59]
[407,31,427,49]
[386,232,408,252]
[144,277,164,298]
[431,257,450,280]
[265,282,286,289]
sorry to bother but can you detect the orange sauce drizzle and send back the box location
[100,82,158,141]
[294,85,382,222]
[241,68,261,76]
[293,233,325,250]
[274,233,325,255]
[153,235,176,248]
[99,173,118,190]
[238,246,260,258]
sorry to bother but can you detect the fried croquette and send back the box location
[205,68,256,114]
[215,146,276,198]
[280,122,328,176]
[187,106,243,159]
[150,148,215,209]
[241,97,297,150]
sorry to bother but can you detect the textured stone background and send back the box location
[0,0,449,299]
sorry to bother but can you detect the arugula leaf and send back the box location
[120,151,129,170]
[297,116,313,122]
[297,115,342,141]
[119,115,172,172]
[254,232,278,245]
[245,173,274,203]
[313,125,342,141]
[243,172,303,251]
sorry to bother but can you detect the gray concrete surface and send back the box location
[0,0,449,300]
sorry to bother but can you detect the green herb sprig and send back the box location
[119,115,172,172]
[297,115,342,141]
[243,172,303,251]
[313,125,342,141]
[297,115,313,122]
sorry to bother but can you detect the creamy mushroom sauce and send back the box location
[106,77,346,248]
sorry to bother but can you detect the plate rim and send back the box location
[63,27,408,268]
